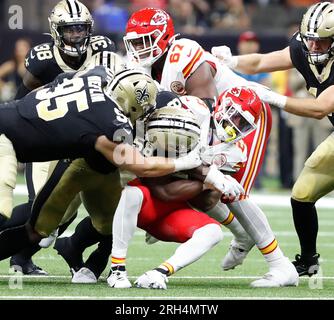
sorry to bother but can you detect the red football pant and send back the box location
[128,179,220,243]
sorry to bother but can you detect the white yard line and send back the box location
[1,275,334,280]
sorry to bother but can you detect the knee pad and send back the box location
[0,134,17,218]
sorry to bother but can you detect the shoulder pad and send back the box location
[167,39,205,79]
[90,35,116,53]
[25,43,54,77]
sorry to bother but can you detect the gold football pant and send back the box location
[30,158,122,237]
[292,133,334,202]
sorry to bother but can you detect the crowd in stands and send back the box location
[81,0,320,35]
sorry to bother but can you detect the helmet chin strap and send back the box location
[74,42,83,59]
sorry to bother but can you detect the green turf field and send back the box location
[0,188,333,300]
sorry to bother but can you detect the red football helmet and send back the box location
[123,7,175,67]
[213,87,262,143]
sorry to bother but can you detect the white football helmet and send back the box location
[48,0,94,57]
[300,2,334,65]
[146,103,201,158]
[104,69,158,125]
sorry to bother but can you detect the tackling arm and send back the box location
[94,136,201,177]
[235,47,293,74]
[285,86,334,119]
[212,45,293,74]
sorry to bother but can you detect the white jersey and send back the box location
[157,38,261,95]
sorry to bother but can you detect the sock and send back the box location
[258,238,285,266]
[11,243,41,264]
[111,186,143,259]
[0,214,7,229]
[227,199,284,264]
[0,202,32,231]
[207,201,254,250]
[0,225,36,260]
[69,216,103,253]
[57,212,78,236]
[85,234,112,278]
[111,256,126,267]
[163,224,223,275]
[291,198,318,258]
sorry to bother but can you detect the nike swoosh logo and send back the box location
[124,128,131,135]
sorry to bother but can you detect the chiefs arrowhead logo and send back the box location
[151,11,168,25]
[230,87,241,96]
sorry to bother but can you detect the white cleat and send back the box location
[221,239,254,271]
[71,267,97,284]
[250,258,299,288]
[107,267,132,289]
[135,270,168,290]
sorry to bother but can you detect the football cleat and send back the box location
[250,257,299,288]
[71,267,97,284]
[54,237,84,271]
[107,266,132,288]
[10,257,48,276]
[134,270,168,290]
[221,239,253,270]
[292,253,320,277]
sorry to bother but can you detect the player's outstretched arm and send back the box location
[95,136,202,177]
[255,84,334,119]
[212,46,293,74]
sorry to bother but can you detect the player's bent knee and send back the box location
[194,223,223,245]
[292,176,318,202]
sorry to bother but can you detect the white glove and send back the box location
[204,165,244,198]
[211,45,238,69]
[173,145,202,172]
[251,84,287,109]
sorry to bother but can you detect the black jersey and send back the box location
[290,32,334,126]
[0,66,133,170]
[25,36,115,85]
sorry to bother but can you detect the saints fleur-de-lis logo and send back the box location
[135,85,150,104]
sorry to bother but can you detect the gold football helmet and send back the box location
[146,105,200,158]
[48,0,93,57]
[104,69,158,125]
[300,2,334,64]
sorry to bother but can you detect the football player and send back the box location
[6,0,116,275]
[122,7,297,287]
[108,88,273,289]
[0,65,212,263]
[212,1,334,277]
